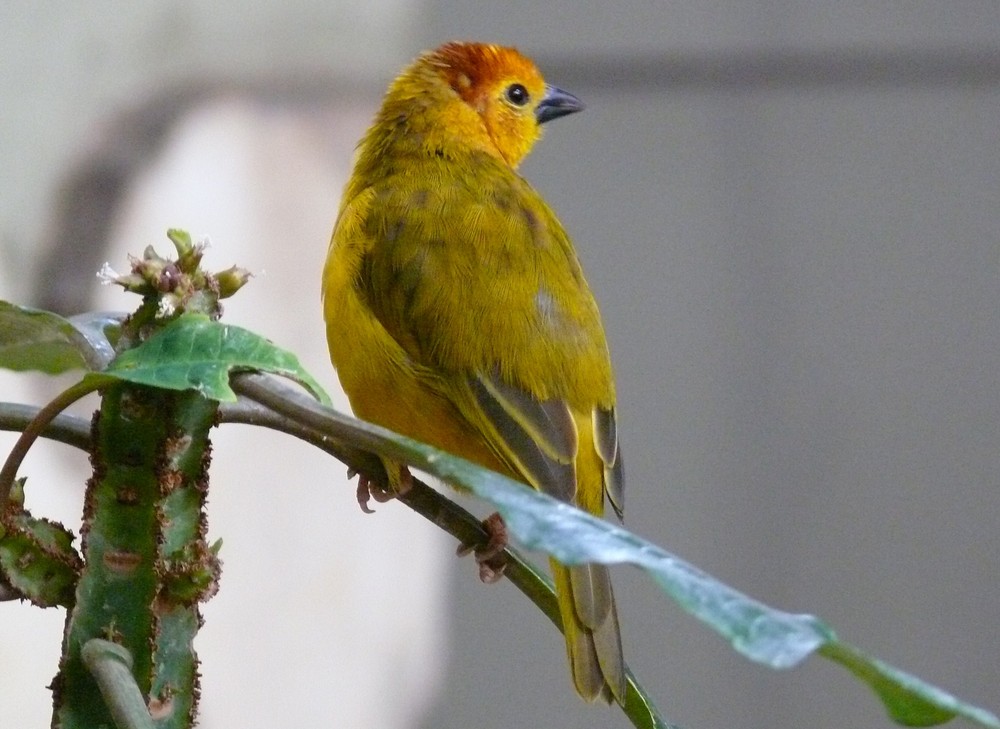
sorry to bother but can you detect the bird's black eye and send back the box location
[505,83,529,106]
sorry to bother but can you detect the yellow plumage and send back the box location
[322,41,626,704]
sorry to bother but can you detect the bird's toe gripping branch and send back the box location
[353,464,413,514]
[456,511,509,584]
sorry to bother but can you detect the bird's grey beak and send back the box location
[536,84,584,124]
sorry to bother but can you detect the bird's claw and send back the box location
[354,466,412,514]
[457,512,508,583]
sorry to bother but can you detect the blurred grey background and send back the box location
[1,3,998,729]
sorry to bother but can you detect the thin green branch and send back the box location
[218,397,382,475]
[0,380,102,506]
[80,639,155,729]
[0,402,93,450]
[0,398,348,455]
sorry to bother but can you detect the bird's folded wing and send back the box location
[465,372,579,502]
[459,372,623,522]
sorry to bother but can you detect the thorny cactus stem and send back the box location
[51,230,246,728]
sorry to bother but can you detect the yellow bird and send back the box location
[322,41,626,704]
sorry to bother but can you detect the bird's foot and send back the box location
[457,512,508,583]
[354,465,412,514]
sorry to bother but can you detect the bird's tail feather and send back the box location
[551,558,626,704]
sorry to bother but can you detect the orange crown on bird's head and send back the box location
[430,42,544,106]
[374,41,584,169]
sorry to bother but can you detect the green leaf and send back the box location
[321,410,998,728]
[819,642,998,727]
[91,313,330,405]
[0,301,113,374]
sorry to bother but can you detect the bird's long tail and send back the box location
[551,558,626,704]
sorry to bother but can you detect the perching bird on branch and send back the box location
[322,40,626,704]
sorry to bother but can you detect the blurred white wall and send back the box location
[1,1,417,287]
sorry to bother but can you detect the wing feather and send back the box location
[468,374,577,501]
[593,406,625,520]
[476,373,578,462]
